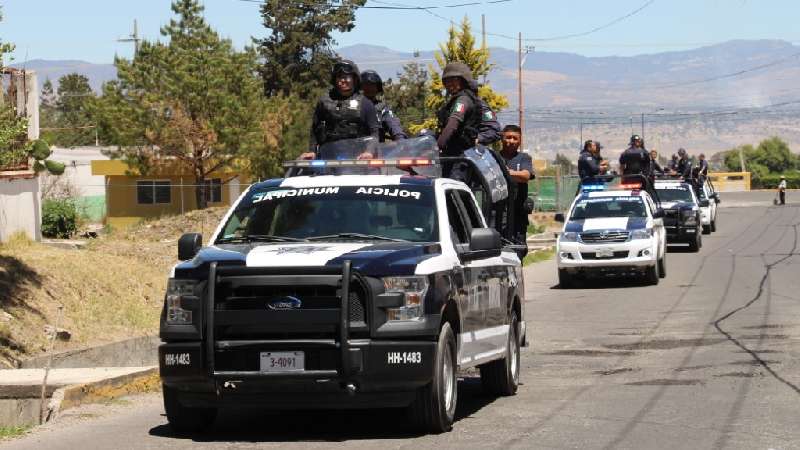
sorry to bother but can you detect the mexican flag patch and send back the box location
[483,110,495,120]
[453,102,466,114]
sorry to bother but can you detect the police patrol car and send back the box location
[654,179,704,251]
[695,178,720,234]
[555,176,667,287]
[158,136,527,434]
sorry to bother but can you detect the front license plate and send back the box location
[260,351,305,373]
[596,248,614,258]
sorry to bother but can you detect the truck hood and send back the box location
[176,241,441,277]
[565,217,647,233]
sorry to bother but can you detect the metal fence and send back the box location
[529,174,580,212]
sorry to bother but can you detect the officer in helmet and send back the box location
[675,148,693,178]
[578,139,608,179]
[619,134,650,176]
[437,62,482,181]
[301,60,379,160]
[360,70,407,142]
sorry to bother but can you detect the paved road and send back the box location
[4,194,800,449]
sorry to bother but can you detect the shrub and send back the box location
[752,173,800,189]
[42,199,78,238]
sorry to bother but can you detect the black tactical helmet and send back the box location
[441,62,474,85]
[677,147,687,157]
[630,134,642,144]
[360,70,383,92]
[331,60,361,89]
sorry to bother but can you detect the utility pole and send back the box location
[518,32,523,133]
[118,19,141,55]
[641,112,645,141]
[481,15,487,84]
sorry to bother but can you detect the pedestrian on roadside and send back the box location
[500,125,535,243]
[300,60,379,160]
[778,175,787,205]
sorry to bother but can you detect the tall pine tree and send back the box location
[92,0,266,209]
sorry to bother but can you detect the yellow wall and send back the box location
[104,175,240,229]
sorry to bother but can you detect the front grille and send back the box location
[213,281,368,341]
[580,231,629,243]
[581,251,629,260]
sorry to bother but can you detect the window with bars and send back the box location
[137,180,171,205]
[204,178,222,203]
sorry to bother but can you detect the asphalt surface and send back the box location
[4,191,800,450]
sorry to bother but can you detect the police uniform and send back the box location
[619,146,651,176]
[578,150,603,179]
[309,61,380,152]
[468,80,502,146]
[676,157,692,178]
[503,150,535,242]
[373,100,407,142]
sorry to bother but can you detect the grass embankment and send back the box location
[0,207,227,368]
[0,426,29,440]
[523,247,555,266]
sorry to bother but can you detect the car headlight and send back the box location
[383,276,428,321]
[165,279,197,325]
[630,229,652,240]
[560,232,579,242]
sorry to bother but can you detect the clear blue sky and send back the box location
[1,0,799,64]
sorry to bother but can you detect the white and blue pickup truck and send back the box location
[158,137,528,434]
[555,180,667,287]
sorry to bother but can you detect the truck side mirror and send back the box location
[699,199,710,207]
[178,233,202,261]
[463,228,502,261]
[554,213,565,223]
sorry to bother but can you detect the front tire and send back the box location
[658,253,667,278]
[163,385,217,434]
[558,269,573,289]
[479,311,520,396]
[645,261,660,285]
[710,219,716,232]
[702,224,711,234]
[688,232,701,252]
[409,322,457,434]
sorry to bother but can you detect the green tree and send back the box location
[412,17,508,134]
[254,0,365,99]
[383,61,429,133]
[92,0,267,209]
[554,152,574,175]
[724,137,797,178]
[0,7,28,169]
[47,73,96,147]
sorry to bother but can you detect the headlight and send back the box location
[165,279,197,325]
[630,229,652,240]
[382,276,428,321]
[560,232,579,242]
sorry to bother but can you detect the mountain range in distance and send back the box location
[12,39,800,158]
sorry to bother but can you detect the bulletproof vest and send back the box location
[437,89,481,154]
[578,150,599,178]
[621,147,650,175]
[317,91,366,144]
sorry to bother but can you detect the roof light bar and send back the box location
[282,158,437,169]
[619,183,642,190]
[582,184,606,191]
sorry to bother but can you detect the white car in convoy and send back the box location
[555,185,667,287]
[696,178,720,234]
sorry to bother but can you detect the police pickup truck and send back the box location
[555,176,667,287]
[694,177,720,234]
[158,136,527,434]
[654,179,705,251]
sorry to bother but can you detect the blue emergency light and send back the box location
[581,184,606,191]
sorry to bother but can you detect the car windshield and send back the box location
[217,185,438,243]
[656,185,694,203]
[570,196,646,220]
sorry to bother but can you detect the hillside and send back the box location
[0,208,226,368]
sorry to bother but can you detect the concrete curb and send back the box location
[46,367,160,423]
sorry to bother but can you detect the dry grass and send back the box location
[0,208,228,367]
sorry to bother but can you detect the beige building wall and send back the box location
[0,172,42,242]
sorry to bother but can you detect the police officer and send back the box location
[500,125,535,243]
[650,149,664,176]
[301,60,379,160]
[675,148,692,178]
[468,79,502,146]
[697,153,709,178]
[437,62,482,181]
[667,153,679,174]
[619,134,650,176]
[360,70,407,142]
[578,139,607,179]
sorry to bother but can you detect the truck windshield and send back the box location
[571,196,646,219]
[656,185,694,203]
[218,185,438,243]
